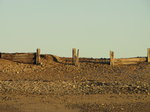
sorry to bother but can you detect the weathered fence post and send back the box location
[72,48,76,64]
[110,51,114,65]
[147,48,150,62]
[75,49,79,66]
[72,48,79,66]
[36,48,41,65]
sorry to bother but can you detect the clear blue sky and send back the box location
[0,0,150,58]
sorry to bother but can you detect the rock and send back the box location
[101,103,105,106]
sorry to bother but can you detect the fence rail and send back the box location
[114,57,147,65]
[0,49,40,64]
[109,48,150,65]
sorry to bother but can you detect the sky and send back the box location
[0,0,150,58]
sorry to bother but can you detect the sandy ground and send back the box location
[0,94,150,112]
[0,94,76,112]
[0,57,150,112]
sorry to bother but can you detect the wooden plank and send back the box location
[36,48,41,64]
[115,57,146,63]
[1,55,35,60]
[13,55,35,58]
[12,58,34,61]
[147,48,150,62]
[2,57,35,63]
[12,56,35,59]
[110,51,114,66]
[2,53,34,56]
[115,61,141,65]
[13,60,35,64]
[2,56,35,58]
[1,53,35,64]
[1,54,12,58]
[1,54,13,60]
[1,53,35,59]
[12,58,34,62]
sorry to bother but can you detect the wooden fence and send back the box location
[0,49,41,64]
[0,48,150,65]
[58,48,150,66]
[109,48,150,65]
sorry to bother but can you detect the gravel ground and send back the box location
[0,80,149,95]
[0,57,150,112]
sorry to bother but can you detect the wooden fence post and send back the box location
[75,49,79,66]
[147,48,150,62]
[72,48,76,64]
[36,48,41,65]
[72,48,79,66]
[110,51,114,65]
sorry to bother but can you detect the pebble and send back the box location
[120,107,124,110]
